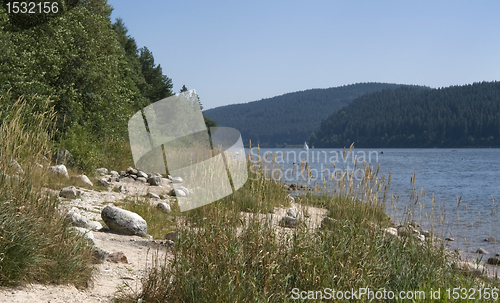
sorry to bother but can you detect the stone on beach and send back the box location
[71,227,95,245]
[95,168,108,176]
[65,208,102,231]
[101,204,148,236]
[59,186,80,199]
[71,174,93,186]
[50,164,69,178]
[156,202,171,213]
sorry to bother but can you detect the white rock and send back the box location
[174,186,189,197]
[170,176,183,183]
[101,205,148,236]
[286,208,298,219]
[50,164,69,178]
[71,174,93,186]
[136,171,148,178]
[156,202,171,213]
[66,209,102,231]
[72,227,95,245]
[384,227,399,237]
[59,186,80,199]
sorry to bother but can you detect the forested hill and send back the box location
[311,81,500,148]
[204,83,426,147]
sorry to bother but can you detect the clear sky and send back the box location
[108,0,500,110]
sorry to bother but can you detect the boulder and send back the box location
[170,176,183,183]
[156,202,171,213]
[95,168,108,176]
[98,178,110,187]
[280,216,298,228]
[384,227,399,237]
[488,257,500,265]
[286,208,298,219]
[108,251,128,264]
[59,186,80,199]
[126,167,138,175]
[136,170,148,179]
[148,175,162,186]
[65,209,102,231]
[50,164,69,178]
[71,174,93,186]
[110,171,120,178]
[445,237,455,241]
[72,227,95,245]
[172,186,190,197]
[101,205,148,236]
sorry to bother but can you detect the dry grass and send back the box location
[0,94,95,287]
[116,145,499,302]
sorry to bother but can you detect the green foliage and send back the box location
[0,1,176,172]
[204,83,427,147]
[314,81,500,147]
[139,46,173,102]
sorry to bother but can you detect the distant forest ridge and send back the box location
[311,81,500,148]
[204,83,428,147]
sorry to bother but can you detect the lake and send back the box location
[247,147,500,259]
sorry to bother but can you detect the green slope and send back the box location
[204,83,424,147]
[313,81,500,148]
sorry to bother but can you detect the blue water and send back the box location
[247,148,500,257]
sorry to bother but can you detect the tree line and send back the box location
[204,83,423,147]
[311,81,500,148]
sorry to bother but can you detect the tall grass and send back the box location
[117,146,499,302]
[0,94,94,287]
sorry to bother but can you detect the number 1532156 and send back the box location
[6,2,59,14]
